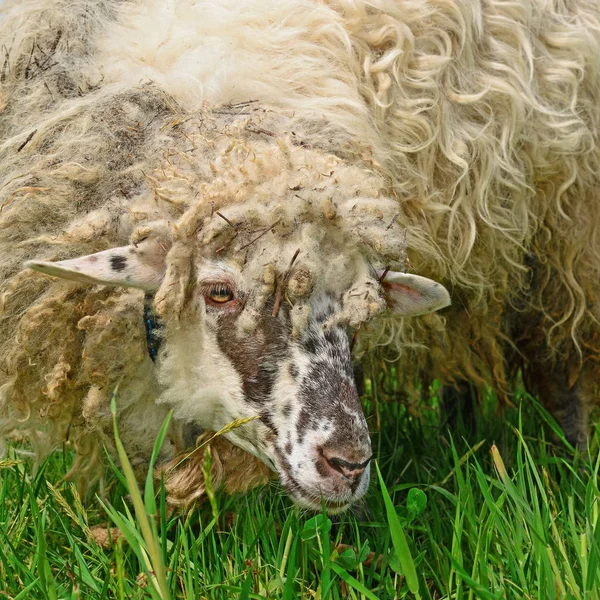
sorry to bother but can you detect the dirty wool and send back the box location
[1,0,599,504]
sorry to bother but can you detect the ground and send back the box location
[0,370,599,599]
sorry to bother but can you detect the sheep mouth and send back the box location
[289,489,353,514]
[272,447,358,513]
[282,476,354,514]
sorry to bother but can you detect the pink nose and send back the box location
[319,446,372,483]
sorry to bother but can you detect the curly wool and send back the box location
[1,0,599,501]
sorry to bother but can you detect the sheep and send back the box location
[0,0,599,511]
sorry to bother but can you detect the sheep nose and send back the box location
[320,447,372,483]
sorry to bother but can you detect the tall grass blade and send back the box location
[375,460,421,599]
[109,389,171,600]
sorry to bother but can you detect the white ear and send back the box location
[25,238,168,292]
[379,270,450,316]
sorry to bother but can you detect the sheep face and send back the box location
[155,260,373,512]
[26,244,450,512]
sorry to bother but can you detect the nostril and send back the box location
[319,447,372,481]
[324,453,346,476]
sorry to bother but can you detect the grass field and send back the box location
[1,375,599,600]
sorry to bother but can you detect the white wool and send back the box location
[96,0,378,149]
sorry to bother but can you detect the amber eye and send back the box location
[207,284,235,304]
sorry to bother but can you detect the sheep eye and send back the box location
[207,284,235,304]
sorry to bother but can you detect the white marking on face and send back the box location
[154,310,273,465]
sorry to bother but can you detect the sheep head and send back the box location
[26,229,448,512]
[23,107,449,512]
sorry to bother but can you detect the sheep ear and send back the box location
[380,270,450,316]
[25,238,168,292]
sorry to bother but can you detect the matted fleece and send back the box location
[1,0,600,504]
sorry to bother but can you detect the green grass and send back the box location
[1,380,599,599]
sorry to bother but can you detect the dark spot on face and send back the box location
[282,403,292,418]
[315,458,329,478]
[274,445,294,480]
[285,441,292,454]
[324,329,342,347]
[110,255,127,272]
[349,477,362,493]
[288,363,299,379]
[296,407,315,444]
[303,335,319,355]
[260,410,276,433]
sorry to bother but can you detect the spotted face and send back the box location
[271,296,372,511]
[150,262,373,512]
[25,240,450,512]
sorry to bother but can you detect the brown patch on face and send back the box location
[259,410,277,444]
[315,456,330,478]
[215,300,292,405]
